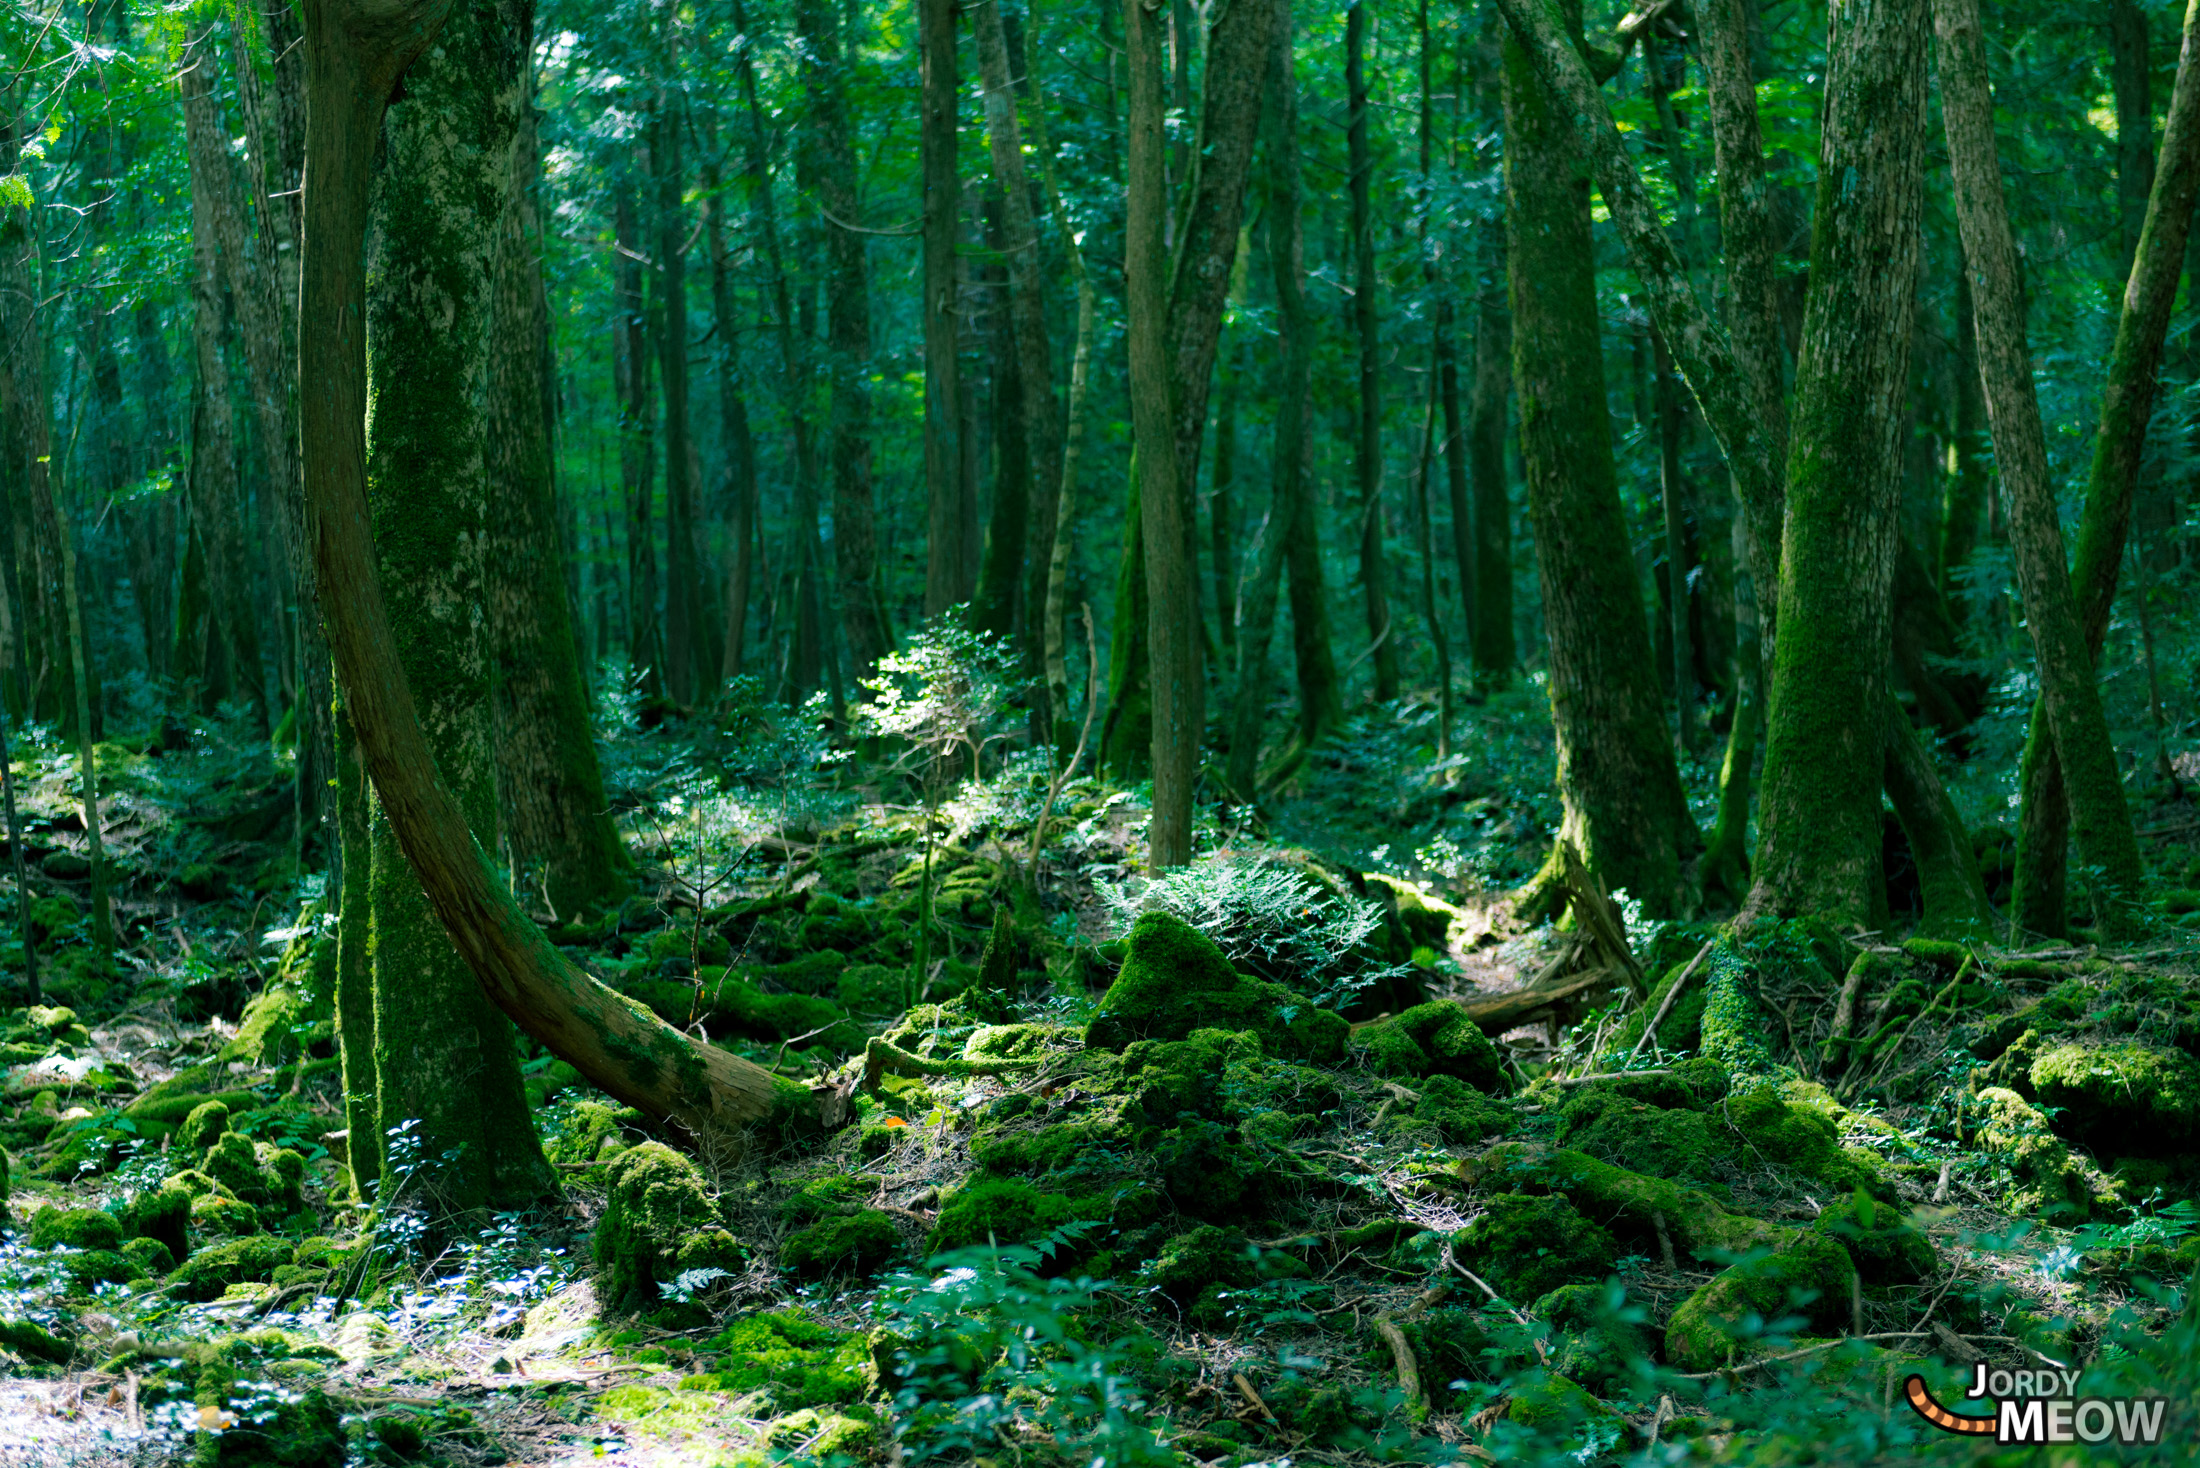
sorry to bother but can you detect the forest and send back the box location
[0,0,2197,1461]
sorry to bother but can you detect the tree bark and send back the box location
[701,129,758,685]
[2112,0,2154,274]
[1504,4,1693,916]
[798,0,890,680]
[1347,2,1397,704]
[0,149,67,733]
[1938,263,1990,604]
[654,86,704,705]
[1226,16,1313,799]
[301,0,822,1161]
[613,184,662,693]
[360,0,553,1215]
[1748,0,1929,925]
[971,202,1030,640]
[922,0,964,618]
[488,21,630,921]
[1468,239,1513,684]
[1126,0,1195,868]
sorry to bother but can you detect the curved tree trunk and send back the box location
[301,0,819,1162]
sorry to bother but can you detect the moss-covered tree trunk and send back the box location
[363,0,552,1215]
[1503,9,1693,915]
[2010,0,2200,934]
[333,698,377,1196]
[1938,266,1990,604]
[1226,15,1313,798]
[0,151,67,736]
[1747,0,1928,924]
[486,19,630,921]
[1346,2,1398,704]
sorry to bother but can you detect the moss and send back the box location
[837,963,906,1016]
[1557,1091,1731,1180]
[1382,1308,1493,1405]
[1665,1236,1857,1371]
[1813,1191,1935,1283]
[1976,1086,2112,1223]
[2029,1041,2200,1156]
[34,1124,129,1179]
[1147,1225,1258,1316]
[181,1332,348,1468]
[780,1211,898,1280]
[1505,1373,1624,1433]
[28,1206,122,1252]
[1393,1074,1515,1145]
[53,1248,145,1293]
[1718,1087,1888,1196]
[1615,958,1711,1054]
[191,1195,263,1237]
[642,974,864,1051]
[927,1178,1088,1253]
[702,1311,872,1407]
[168,1235,295,1301]
[1534,1282,1655,1392]
[1518,1147,1790,1257]
[121,1087,264,1126]
[539,1098,645,1166]
[765,1406,879,1458]
[592,1142,732,1315]
[1698,941,1773,1076]
[0,1317,69,1362]
[1452,1193,1619,1302]
[1084,911,1348,1060]
[120,1236,175,1275]
[1354,1002,1508,1092]
[180,1100,230,1152]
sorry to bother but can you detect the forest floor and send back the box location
[1,697,2198,1467]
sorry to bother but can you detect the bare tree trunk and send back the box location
[614,185,663,693]
[922,0,964,618]
[702,130,758,685]
[1347,1,1397,703]
[654,87,703,705]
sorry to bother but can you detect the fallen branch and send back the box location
[1373,1317,1426,1415]
[1626,940,1715,1064]
[862,1036,1052,1091]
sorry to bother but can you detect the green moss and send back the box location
[1516,1147,1790,1257]
[1354,1002,1508,1092]
[1505,1373,1624,1433]
[0,1317,69,1362]
[1664,1236,1857,1371]
[179,1100,230,1152]
[1698,941,1773,1076]
[1534,1282,1656,1392]
[1813,1191,1935,1283]
[1452,1193,1619,1302]
[592,1142,732,1315]
[1718,1087,1888,1196]
[927,1177,1088,1253]
[2030,1041,2200,1155]
[702,1311,872,1407]
[765,1406,880,1458]
[1392,1074,1515,1145]
[191,1195,262,1237]
[780,1212,898,1280]
[640,974,864,1051]
[1382,1308,1493,1406]
[1557,1091,1730,1180]
[1147,1224,1258,1317]
[29,1206,122,1252]
[1084,911,1348,1060]
[539,1098,644,1167]
[1615,959,1711,1054]
[837,963,906,1016]
[121,1236,175,1275]
[168,1236,295,1301]
[1976,1086,2112,1223]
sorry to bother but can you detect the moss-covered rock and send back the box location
[1534,1283,1656,1392]
[593,1142,736,1316]
[1084,911,1348,1061]
[168,1235,295,1301]
[1514,1147,1790,1258]
[1557,1091,1731,1181]
[2030,1042,2200,1156]
[1452,1193,1619,1302]
[780,1211,898,1281]
[1390,1074,1515,1146]
[28,1205,122,1252]
[180,1099,230,1152]
[121,1235,175,1276]
[1504,1373,1626,1437]
[1812,1191,1935,1284]
[1665,1236,1857,1371]
[540,1098,645,1166]
[927,1178,1089,1253]
[1976,1086,2113,1223]
[1354,1002,1509,1092]
[1718,1087,1888,1196]
[0,1316,69,1362]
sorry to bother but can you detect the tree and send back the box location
[1748,0,1930,924]
[921,0,963,618]
[1503,0,1693,915]
[1346,2,1397,704]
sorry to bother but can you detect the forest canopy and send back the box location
[0,0,2195,1463]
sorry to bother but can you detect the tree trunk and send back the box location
[613,185,662,693]
[798,0,890,680]
[1227,17,1313,798]
[360,0,553,1215]
[1883,701,1993,936]
[1125,0,1195,867]
[654,90,703,705]
[302,0,822,1163]
[1347,2,1397,704]
[974,0,1062,668]
[179,32,270,731]
[1939,263,1990,604]
[922,0,964,618]
[1468,240,1513,684]
[701,131,758,685]
[971,202,1030,640]
[488,23,630,921]
[1936,0,2146,929]
[2011,0,2200,934]
[1748,0,1929,925]
[2112,0,2154,274]
[1504,6,1693,916]
[1653,329,1695,752]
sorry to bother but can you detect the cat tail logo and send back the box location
[1904,1373,2169,1446]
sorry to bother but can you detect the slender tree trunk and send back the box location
[702,134,758,684]
[1748,0,1929,925]
[971,204,1030,638]
[2011,0,2200,933]
[1468,242,1513,683]
[488,25,630,920]
[974,0,1062,666]
[1125,0,1195,867]
[1939,264,1991,604]
[2112,0,2154,275]
[1653,329,1695,752]
[654,91,702,705]
[1227,19,1313,798]
[1884,701,1993,935]
[333,697,376,1195]
[922,0,964,618]
[179,32,270,731]
[614,186,663,693]
[361,0,552,1215]
[1347,2,1397,703]
[798,0,890,679]
[0,151,67,737]
[1211,342,1241,657]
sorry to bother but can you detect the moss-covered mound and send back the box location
[1084,911,1349,1060]
[593,1142,744,1315]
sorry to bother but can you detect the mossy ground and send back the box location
[2,719,2199,1466]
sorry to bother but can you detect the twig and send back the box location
[1373,1317,1426,1415]
[1626,939,1715,1065]
[1444,1252,1549,1365]
[1025,604,1102,885]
